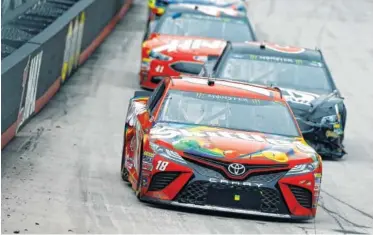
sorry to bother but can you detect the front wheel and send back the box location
[121,156,129,182]
[136,144,144,201]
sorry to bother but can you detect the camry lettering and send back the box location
[209,178,263,187]
[153,39,226,53]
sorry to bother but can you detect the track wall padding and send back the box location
[1,0,133,149]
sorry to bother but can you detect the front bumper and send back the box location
[297,119,346,159]
[141,195,312,221]
[139,156,318,220]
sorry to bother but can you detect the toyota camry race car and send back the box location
[140,4,256,89]
[121,76,323,220]
[199,42,347,159]
[147,0,247,23]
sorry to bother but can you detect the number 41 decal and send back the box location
[155,65,164,73]
[156,160,169,171]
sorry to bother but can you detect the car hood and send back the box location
[144,34,226,58]
[149,123,318,164]
[280,88,321,117]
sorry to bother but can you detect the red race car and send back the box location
[140,3,256,90]
[121,76,323,220]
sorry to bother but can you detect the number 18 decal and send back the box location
[156,160,169,171]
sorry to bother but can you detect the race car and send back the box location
[199,42,347,159]
[140,4,256,89]
[121,76,323,220]
[147,0,247,24]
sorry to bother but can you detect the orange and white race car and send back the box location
[140,3,256,89]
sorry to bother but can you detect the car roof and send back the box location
[165,4,246,19]
[229,42,323,61]
[167,76,284,101]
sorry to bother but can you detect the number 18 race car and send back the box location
[121,76,323,220]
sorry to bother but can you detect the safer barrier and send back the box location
[1,0,133,149]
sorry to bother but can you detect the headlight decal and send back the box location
[285,162,319,176]
[150,142,186,164]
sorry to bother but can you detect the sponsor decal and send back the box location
[143,155,154,164]
[141,60,150,71]
[125,158,134,169]
[141,175,149,187]
[142,162,153,171]
[16,50,43,133]
[244,54,323,68]
[68,16,79,76]
[61,22,72,82]
[150,125,292,146]
[144,151,155,158]
[281,88,319,105]
[130,136,136,152]
[153,39,226,53]
[74,12,85,69]
[313,173,322,208]
[126,101,147,127]
[209,178,263,187]
[61,11,85,83]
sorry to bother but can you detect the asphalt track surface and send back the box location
[2,0,373,234]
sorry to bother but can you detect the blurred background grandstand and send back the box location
[1,0,80,59]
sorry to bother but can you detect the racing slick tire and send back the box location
[121,127,129,182]
[136,144,145,202]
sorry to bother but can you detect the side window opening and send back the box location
[149,82,166,115]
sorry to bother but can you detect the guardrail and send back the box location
[1,0,133,149]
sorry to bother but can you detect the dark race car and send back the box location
[140,4,256,89]
[147,0,248,26]
[199,42,347,159]
[121,76,323,220]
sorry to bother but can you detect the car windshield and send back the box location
[158,90,300,137]
[157,13,253,42]
[216,53,334,95]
